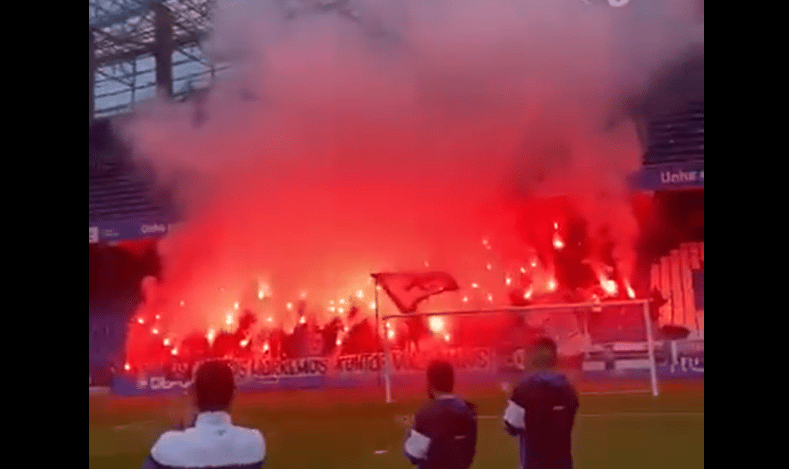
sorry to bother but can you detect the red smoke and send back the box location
[119,0,702,368]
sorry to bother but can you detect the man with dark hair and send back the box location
[504,338,579,469]
[403,360,477,469]
[139,360,266,469]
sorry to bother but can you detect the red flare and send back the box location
[600,278,618,296]
[552,232,565,250]
[428,316,445,334]
[623,279,635,299]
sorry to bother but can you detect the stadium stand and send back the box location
[89,117,173,386]
[89,292,139,386]
[639,100,704,339]
[89,174,166,222]
[644,101,704,165]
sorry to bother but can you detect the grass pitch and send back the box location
[89,380,703,469]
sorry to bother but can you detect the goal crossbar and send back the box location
[381,299,651,321]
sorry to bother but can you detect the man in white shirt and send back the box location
[139,360,266,469]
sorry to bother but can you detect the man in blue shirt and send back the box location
[140,360,266,469]
[404,360,477,469]
[503,338,579,469]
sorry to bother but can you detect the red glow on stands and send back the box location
[117,30,652,371]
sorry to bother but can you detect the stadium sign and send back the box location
[628,162,704,191]
[90,219,172,243]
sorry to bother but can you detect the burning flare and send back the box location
[428,316,445,334]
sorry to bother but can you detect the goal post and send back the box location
[379,299,659,403]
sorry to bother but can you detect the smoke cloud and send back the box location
[120,0,703,341]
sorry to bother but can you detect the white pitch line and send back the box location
[475,412,703,419]
[113,420,156,430]
[579,390,654,395]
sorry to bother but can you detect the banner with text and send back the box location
[112,343,702,395]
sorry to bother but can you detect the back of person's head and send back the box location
[427,360,454,394]
[530,337,558,369]
[194,360,235,412]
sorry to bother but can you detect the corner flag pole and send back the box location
[642,299,660,397]
[374,275,381,387]
[372,273,393,403]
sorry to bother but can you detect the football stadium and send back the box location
[89,1,703,468]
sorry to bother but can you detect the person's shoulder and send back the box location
[150,426,265,467]
[232,425,266,459]
[149,429,195,465]
[512,374,540,395]
[416,399,438,418]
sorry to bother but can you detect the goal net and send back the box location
[379,299,659,403]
